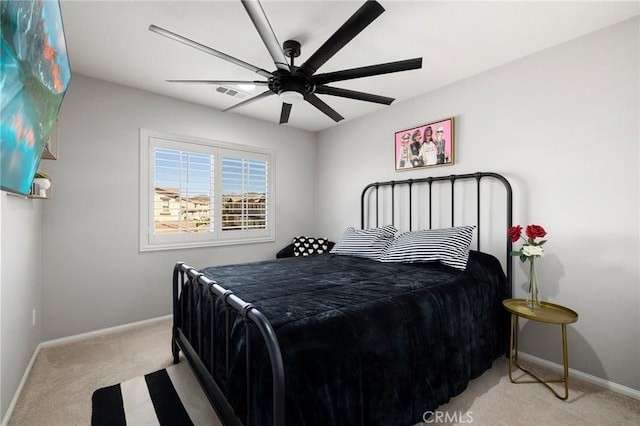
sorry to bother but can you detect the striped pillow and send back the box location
[380,225,475,270]
[330,225,398,260]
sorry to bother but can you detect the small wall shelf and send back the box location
[6,179,52,200]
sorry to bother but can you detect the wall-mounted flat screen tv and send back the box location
[1,0,71,195]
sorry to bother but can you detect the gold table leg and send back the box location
[508,314,570,400]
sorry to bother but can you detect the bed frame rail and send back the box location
[172,263,285,426]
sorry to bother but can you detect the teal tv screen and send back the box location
[1,0,71,195]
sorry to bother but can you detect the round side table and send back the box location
[503,298,578,400]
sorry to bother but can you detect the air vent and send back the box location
[216,86,249,99]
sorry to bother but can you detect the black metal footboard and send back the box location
[172,262,285,426]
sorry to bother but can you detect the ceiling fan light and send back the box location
[279,90,304,105]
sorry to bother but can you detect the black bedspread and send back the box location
[185,251,509,426]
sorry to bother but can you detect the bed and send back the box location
[172,172,513,426]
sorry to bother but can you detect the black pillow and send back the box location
[293,236,332,256]
[276,243,295,259]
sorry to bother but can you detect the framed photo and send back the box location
[395,117,454,171]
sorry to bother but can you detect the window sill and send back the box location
[139,235,275,252]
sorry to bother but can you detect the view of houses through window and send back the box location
[153,148,267,235]
[221,157,267,231]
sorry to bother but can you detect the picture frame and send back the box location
[395,117,454,171]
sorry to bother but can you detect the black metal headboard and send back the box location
[360,172,513,295]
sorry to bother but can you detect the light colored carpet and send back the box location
[7,317,640,426]
[8,318,175,426]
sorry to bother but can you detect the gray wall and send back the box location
[40,74,317,340]
[0,197,42,416]
[316,17,639,390]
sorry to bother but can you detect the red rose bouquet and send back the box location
[508,224,547,263]
[507,224,547,308]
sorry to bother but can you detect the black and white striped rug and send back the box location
[91,362,221,426]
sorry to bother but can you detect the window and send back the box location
[220,156,268,232]
[140,129,274,251]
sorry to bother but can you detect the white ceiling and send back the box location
[59,0,639,132]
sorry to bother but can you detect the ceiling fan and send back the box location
[149,0,422,124]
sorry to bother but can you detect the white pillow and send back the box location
[380,225,475,270]
[330,225,397,260]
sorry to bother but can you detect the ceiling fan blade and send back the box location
[303,93,344,122]
[279,103,292,124]
[166,80,269,86]
[297,1,384,77]
[314,58,422,85]
[241,0,290,72]
[149,24,272,78]
[222,90,274,112]
[315,85,394,105]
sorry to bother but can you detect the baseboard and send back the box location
[0,342,40,426]
[39,314,172,348]
[518,352,640,400]
[0,314,172,426]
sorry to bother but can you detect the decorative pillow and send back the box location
[330,225,398,260]
[380,225,475,270]
[276,243,295,259]
[293,236,331,257]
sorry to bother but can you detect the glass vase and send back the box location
[526,259,540,309]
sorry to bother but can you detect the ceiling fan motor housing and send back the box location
[269,70,314,96]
